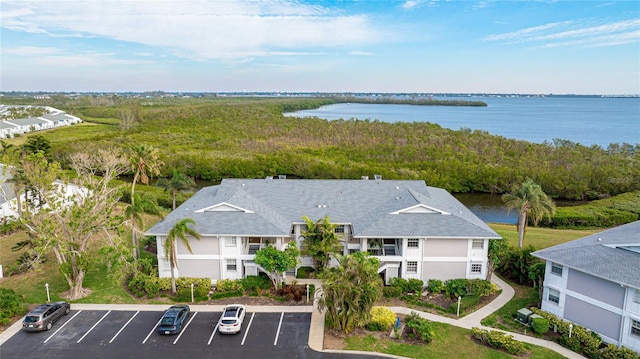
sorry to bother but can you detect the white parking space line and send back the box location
[109,311,139,344]
[142,317,163,344]
[207,316,222,345]
[240,312,255,346]
[273,312,284,346]
[173,312,197,345]
[77,310,111,343]
[44,310,83,344]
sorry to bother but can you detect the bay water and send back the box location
[284,96,640,148]
[285,96,639,223]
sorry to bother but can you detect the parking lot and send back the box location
[0,308,389,359]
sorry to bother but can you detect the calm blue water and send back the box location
[285,96,640,147]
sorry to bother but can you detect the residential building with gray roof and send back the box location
[146,177,500,287]
[532,221,640,353]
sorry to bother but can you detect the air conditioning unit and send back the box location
[516,308,533,324]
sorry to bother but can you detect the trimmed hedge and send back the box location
[471,327,527,355]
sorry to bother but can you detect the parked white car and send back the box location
[217,304,246,334]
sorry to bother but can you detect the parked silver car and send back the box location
[22,301,70,332]
[217,304,246,334]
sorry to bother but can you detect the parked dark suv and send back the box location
[22,302,70,332]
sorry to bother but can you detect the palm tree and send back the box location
[502,178,556,248]
[318,252,383,333]
[156,170,197,210]
[125,193,163,256]
[128,144,163,259]
[164,218,201,294]
[301,215,343,273]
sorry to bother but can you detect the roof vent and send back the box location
[361,176,369,180]
[374,174,382,180]
[278,175,286,179]
[266,176,273,180]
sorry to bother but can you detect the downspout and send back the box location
[618,284,628,348]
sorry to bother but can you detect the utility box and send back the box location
[516,308,533,324]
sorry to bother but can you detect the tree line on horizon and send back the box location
[3,95,638,202]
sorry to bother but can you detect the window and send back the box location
[225,238,237,247]
[472,239,484,249]
[407,239,419,248]
[551,263,563,276]
[548,288,560,304]
[407,261,418,273]
[632,319,640,337]
[334,225,345,234]
[471,263,482,273]
[635,289,640,304]
[226,259,237,271]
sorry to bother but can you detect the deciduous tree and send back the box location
[19,148,128,300]
[254,242,299,290]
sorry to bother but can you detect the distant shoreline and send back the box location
[330,95,488,107]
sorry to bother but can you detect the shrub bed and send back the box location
[471,327,527,355]
[530,307,639,359]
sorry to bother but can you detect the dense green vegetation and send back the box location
[3,96,636,203]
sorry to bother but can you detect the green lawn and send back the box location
[488,223,599,250]
[344,322,565,359]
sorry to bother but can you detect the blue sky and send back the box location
[1,0,639,94]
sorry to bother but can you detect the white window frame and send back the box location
[406,261,418,273]
[225,238,237,247]
[407,238,419,248]
[334,225,345,234]
[631,319,640,337]
[634,289,640,304]
[551,262,563,276]
[226,259,237,271]
[471,263,482,274]
[548,288,560,304]
[472,239,484,249]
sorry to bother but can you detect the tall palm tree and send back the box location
[318,252,382,333]
[164,218,200,294]
[301,215,343,273]
[128,144,163,259]
[125,193,163,255]
[156,170,197,210]
[502,178,556,248]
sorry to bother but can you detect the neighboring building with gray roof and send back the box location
[532,221,640,352]
[146,177,500,286]
[0,105,82,137]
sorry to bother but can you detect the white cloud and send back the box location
[483,19,640,48]
[349,51,374,56]
[0,0,379,61]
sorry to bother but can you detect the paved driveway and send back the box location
[0,309,390,359]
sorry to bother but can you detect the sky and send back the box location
[1,0,639,94]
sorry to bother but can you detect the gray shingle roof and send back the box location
[532,221,640,289]
[146,178,499,240]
